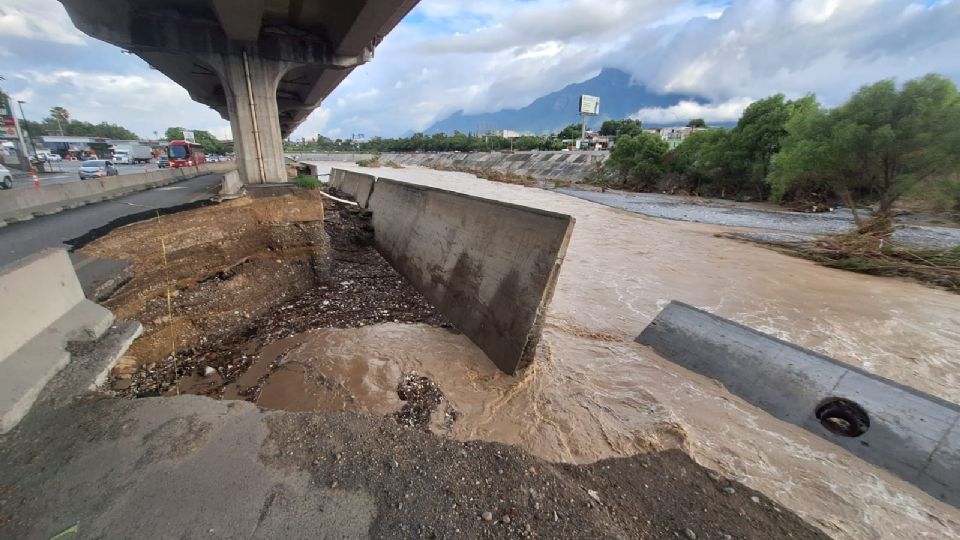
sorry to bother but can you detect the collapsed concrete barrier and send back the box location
[368,178,575,374]
[0,163,236,226]
[637,301,960,507]
[329,168,377,208]
[379,151,608,182]
[0,249,115,433]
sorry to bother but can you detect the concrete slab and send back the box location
[637,301,960,507]
[368,178,575,374]
[330,168,376,208]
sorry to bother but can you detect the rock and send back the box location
[117,373,133,380]
[482,511,493,522]
[750,496,761,504]
[684,528,697,539]
[203,366,217,377]
[586,489,601,504]
[502,515,511,524]
[112,355,139,376]
[722,487,736,495]
[112,378,133,390]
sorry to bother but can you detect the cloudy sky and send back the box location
[1,0,958,140]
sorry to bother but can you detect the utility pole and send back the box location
[17,101,41,170]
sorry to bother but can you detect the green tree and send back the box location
[771,74,960,226]
[722,94,818,198]
[666,129,732,194]
[164,127,225,154]
[605,133,670,188]
[557,123,582,140]
[599,119,643,137]
[49,106,69,134]
[687,118,707,128]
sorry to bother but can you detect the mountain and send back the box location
[425,68,703,135]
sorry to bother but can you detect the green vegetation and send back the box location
[601,73,960,218]
[286,131,571,154]
[164,127,227,154]
[599,119,644,137]
[771,74,960,226]
[356,156,380,167]
[294,175,322,189]
[18,104,139,140]
[606,132,669,189]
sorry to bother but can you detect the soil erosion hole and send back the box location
[815,397,870,437]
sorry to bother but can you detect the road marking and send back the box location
[155,186,186,191]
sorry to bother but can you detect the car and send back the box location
[0,163,12,189]
[79,160,118,180]
[157,156,170,168]
[45,153,63,162]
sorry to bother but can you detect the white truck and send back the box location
[113,143,153,164]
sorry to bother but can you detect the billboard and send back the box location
[579,95,600,116]
[0,94,17,139]
[182,130,195,143]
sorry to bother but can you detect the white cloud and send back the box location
[0,0,87,45]
[632,97,755,125]
[3,0,959,141]
[615,0,960,105]
[11,69,229,139]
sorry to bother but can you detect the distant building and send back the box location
[643,126,707,149]
[578,131,613,151]
[37,136,159,160]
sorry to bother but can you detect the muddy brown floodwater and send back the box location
[292,162,960,540]
[87,165,960,540]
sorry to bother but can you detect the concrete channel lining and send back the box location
[0,248,114,434]
[329,168,376,208]
[368,178,575,375]
[637,301,960,507]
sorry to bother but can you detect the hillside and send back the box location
[425,68,702,135]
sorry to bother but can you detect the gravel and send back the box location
[554,188,960,249]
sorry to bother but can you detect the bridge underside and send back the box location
[58,0,418,184]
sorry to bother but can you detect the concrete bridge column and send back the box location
[208,53,292,184]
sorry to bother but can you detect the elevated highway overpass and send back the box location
[58,0,418,184]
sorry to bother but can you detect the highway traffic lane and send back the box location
[0,172,224,267]
[7,162,167,189]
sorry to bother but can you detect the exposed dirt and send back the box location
[78,188,446,398]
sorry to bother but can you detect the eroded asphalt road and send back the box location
[553,188,960,249]
[0,173,223,267]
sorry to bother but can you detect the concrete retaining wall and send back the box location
[637,301,960,507]
[287,153,376,163]
[368,178,575,374]
[379,151,608,182]
[0,249,114,433]
[329,168,377,208]
[0,163,237,227]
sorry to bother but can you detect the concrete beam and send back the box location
[58,0,420,140]
[212,0,265,41]
[637,301,960,507]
